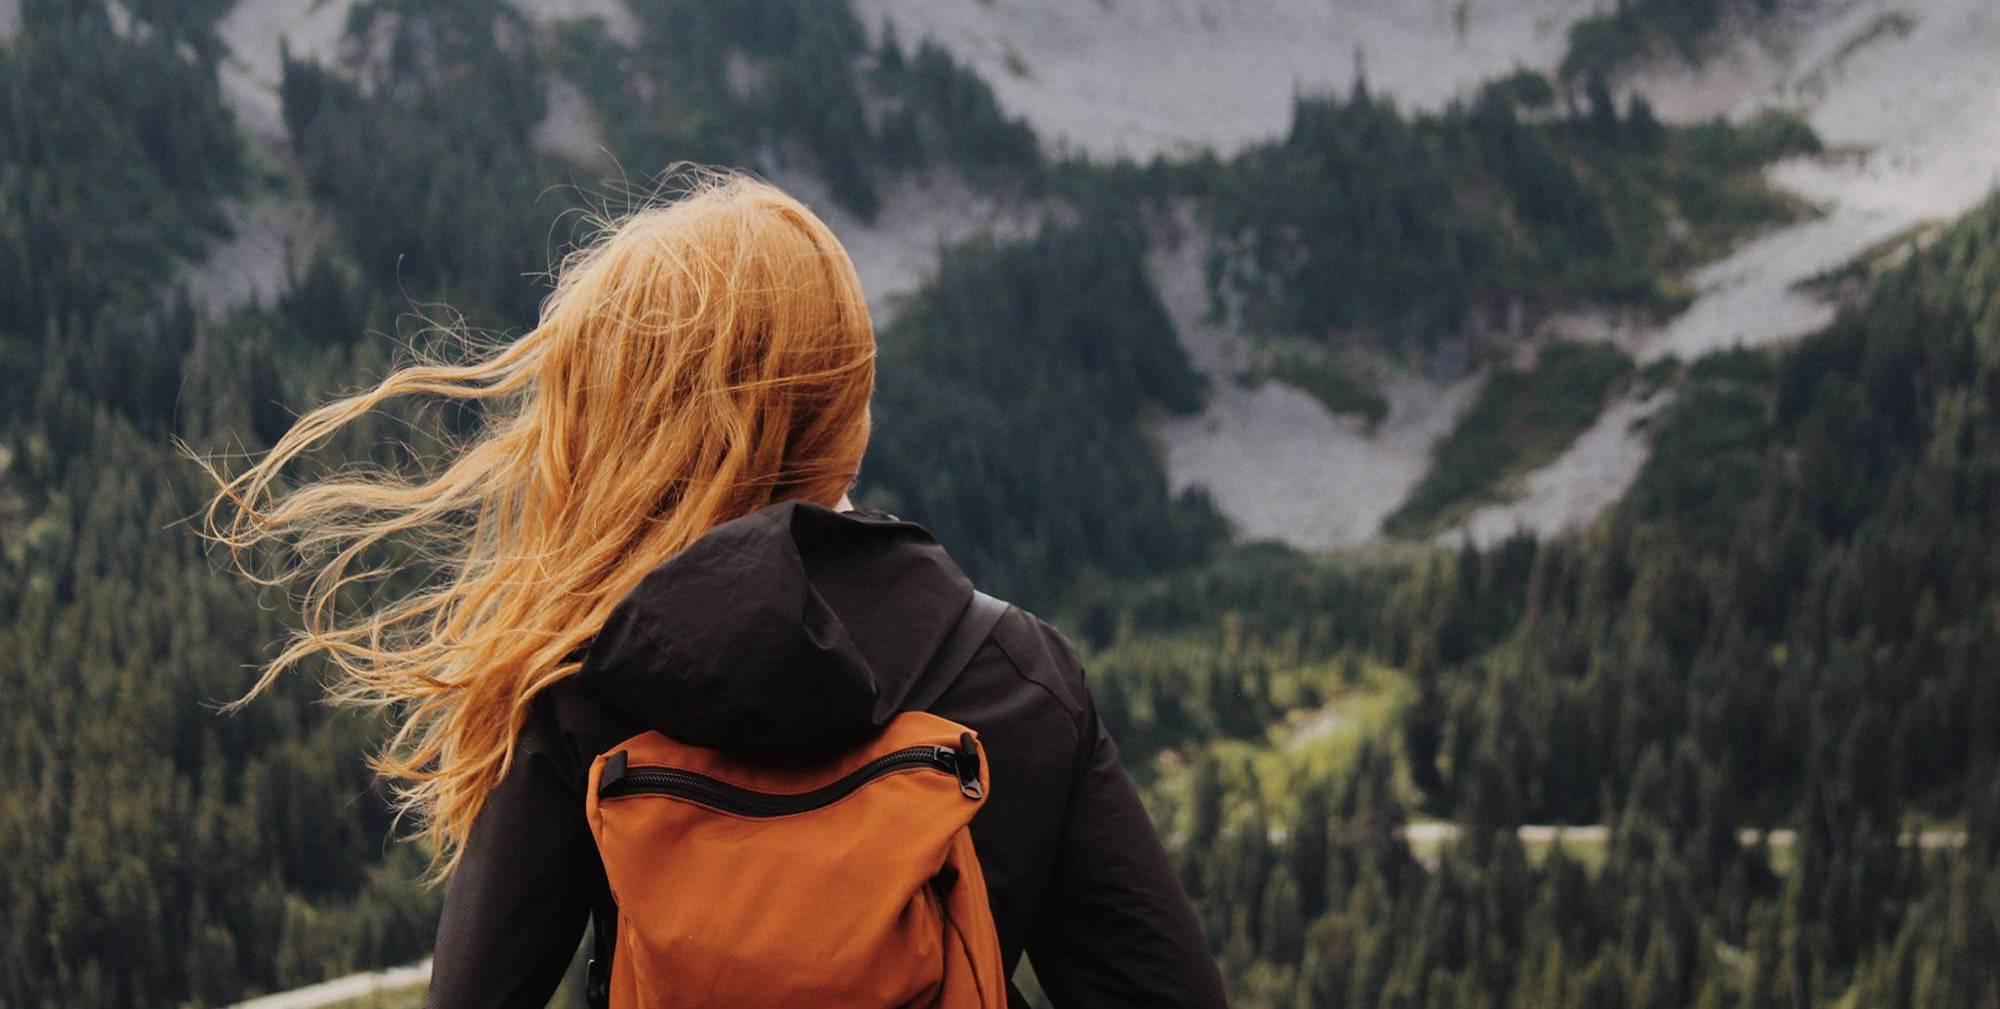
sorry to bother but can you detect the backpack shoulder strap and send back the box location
[902,590,1010,713]
[586,891,616,1009]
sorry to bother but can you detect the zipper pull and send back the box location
[954,732,983,799]
[598,749,629,795]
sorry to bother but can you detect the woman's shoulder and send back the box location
[981,599,1092,723]
[516,676,647,795]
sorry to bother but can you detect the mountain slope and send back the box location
[1451,0,2000,544]
[851,0,1596,160]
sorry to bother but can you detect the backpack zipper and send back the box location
[599,734,984,815]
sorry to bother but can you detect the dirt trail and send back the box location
[225,959,429,1009]
[1402,821,1969,865]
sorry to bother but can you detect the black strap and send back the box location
[585,891,616,1009]
[904,590,1009,713]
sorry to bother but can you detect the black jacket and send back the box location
[423,501,1228,1008]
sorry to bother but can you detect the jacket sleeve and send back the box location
[1025,691,1231,1008]
[423,702,603,1009]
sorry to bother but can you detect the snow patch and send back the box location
[106,0,136,38]
[181,194,333,317]
[725,49,769,100]
[850,0,1597,161]
[217,0,363,144]
[1447,385,1667,547]
[1644,204,1851,362]
[762,167,1048,325]
[1147,208,1478,549]
[518,0,637,46]
[217,1,636,144]
[1452,0,2000,543]
[1537,306,1656,356]
[0,0,18,42]
[533,74,608,163]
[1632,0,2000,361]
[1159,364,1480,551]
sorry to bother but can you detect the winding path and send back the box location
[225,959,430,1009]
[1401,821,1968,861]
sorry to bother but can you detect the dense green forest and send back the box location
[2,1,1995,1007]
[1187,78,1811,356]
[1088,193,2000,1005]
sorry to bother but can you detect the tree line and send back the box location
[1065,192,2000,1007]
[5,2,1995,1007]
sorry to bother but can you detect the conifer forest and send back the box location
[3,1,1996,1006]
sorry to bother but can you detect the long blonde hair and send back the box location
[198,169,877,874]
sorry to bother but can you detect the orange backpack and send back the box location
[581,593,1011,1009]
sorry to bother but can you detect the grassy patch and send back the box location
[1256,345,1390,426]
[1148,659,1412,831]
[322,984,426,1009]
[1247,664,1409,807]
[1386,341,1634,537]
[1645,110,1821,271]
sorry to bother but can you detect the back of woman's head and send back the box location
[198,168,875,873]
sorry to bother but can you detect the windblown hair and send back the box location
[198,169,877,875]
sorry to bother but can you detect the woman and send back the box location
[204,169,1227,1007]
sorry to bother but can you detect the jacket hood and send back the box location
[574,500,976,758]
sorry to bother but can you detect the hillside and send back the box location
[1089,189,2000,1004]
[865,0,2000,547]
[1456,0,2000,542]
[167,0,2000,553]
[4,2,1998,1008]
[180,0,1954,551]
[850,0,1595,160]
